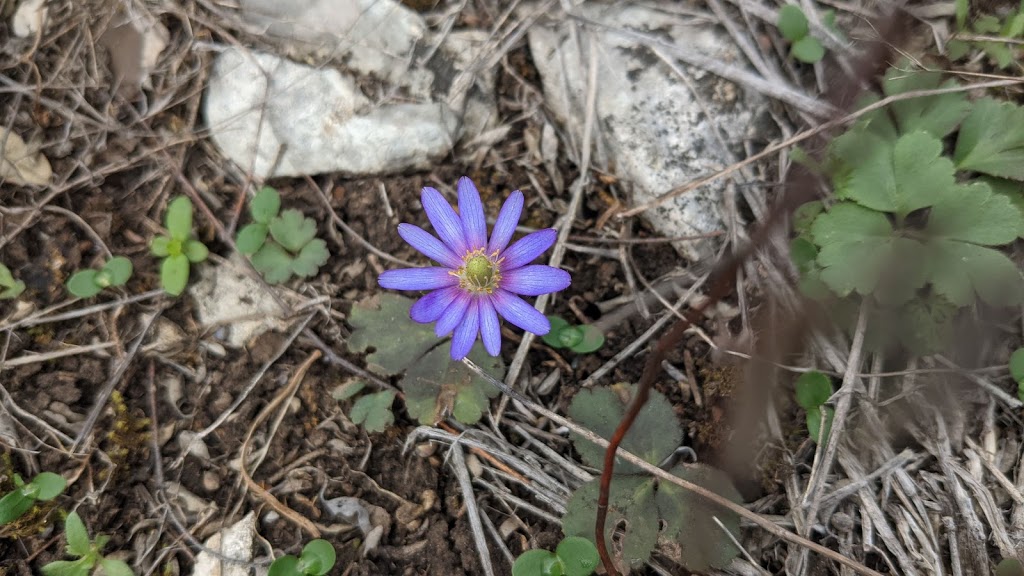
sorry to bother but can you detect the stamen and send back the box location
[455,248,501,293]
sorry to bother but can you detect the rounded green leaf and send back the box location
[555,536,599,576]
[165,196,193,241]
[777,5,809,41]
[790,35,825,63]
[0,491,33,525]
[542,316,572,348]
[1011,348,1024,383]
[31,472,67,500]
[513,550,562,576]
[568,325,604,354]
[297,539,336,575]
[236,223,269,255]
[100,257,133,286]
[0,263,17,288]
[268,556,299,576]
[66,270,103,298]
[160,254,190,296]
[807,405,835,445]
[349,390,396,433]
[251,186,282,224]
[557,326,584,349]
[150,236,171,257]
[64,511,90,556]
[794,371,832,410]
[183,239,209,263]
[98,558,134,576]
[252,242,295,284]
[998,558,1024,576]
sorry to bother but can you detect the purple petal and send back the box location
[479,299,501,356]
[500,228,557,270]
[450,298,481,360]
[422,187,468,255]
[490,289,551,335]
[488,190,524,254]
[458,177,487,251]
[398,223,462,269]
[435,291,471,337]
[410,287,460,323]
[501,265,571,296]
[379,267,458,291]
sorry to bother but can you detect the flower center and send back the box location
[454,249,502,293]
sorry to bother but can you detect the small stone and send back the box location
[202,470,221,492]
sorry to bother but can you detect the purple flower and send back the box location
[378,177,571,360]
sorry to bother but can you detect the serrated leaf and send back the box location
[251,186,281,224]
[64,512,90,557]
[946,39,971,61]
[927,182,1021,246]
[794,371,831,410]
[0,263,17,289]
[567,384,682,474]
[252,242,294,284]
[955,0,968,29]
[164,196,193,241]
[332,379,366,401]
[160,254,190,296]
[270,209,317,253]
[236,223,268,255]
[777,5,809,41]
[513,550,561,576]
[31,472,66,500]
[980,178,1024,238]
[882,68,968,138]
[100,257,132,286]
[792,201,824,237]
[562,476,658,572]
[807,405,834,446]
[183,239,209,263]
[555,537,599,576]
[347,294,442,375]
[292,239,329,278]
[981,41,1015,68]
[927,240,1024,306]
[851,93,898,141]
[349,390,396,433]
[98,558,134,576]
[1010,349,1024,382]
[954,98,1024,181]
[897,293,958,355]
[790,35,824,63]
[67,270,102,298]
[298,539,336,575]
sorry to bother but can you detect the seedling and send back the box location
[236,186,329,284]
[947,0,1024,69]
[66,257,133,298]
[794,371,834,445]
[777,5,825,63]
[513,536,599,576]
[334,380,396,433]
[41,511,132,576]
[0,471,65,525]
[0,263,25,300]
[542,316,604,353]
[268,539,336,576]
[150,196,209,296]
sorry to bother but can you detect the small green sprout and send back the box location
[66,257,133,298]
[333,379,396,433]
[236,186,329,284]
[948,0,1024,69]
[513,536,599,576]
[795,371,834,445]
[0,472,66,525]
[777,5,825,63]
[0,263,25,300]
[542,316,604,353]
[150,196,209,296]
[268,539,336,576]
[41,511,133,576]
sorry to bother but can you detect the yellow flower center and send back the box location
[453,249,502,293]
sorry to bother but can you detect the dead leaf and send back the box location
[1,128,51,186]
[100,13,169,99]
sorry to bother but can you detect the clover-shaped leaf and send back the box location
[237,223,269,255]
[251,186,281,224]
[349,390,396,433]
[790,36,824,63]
[66,270,103,298]
[347,294,505,425]
[512,550,562,576]
[568,383,681,474]
[252,243,294,285]
[297,539,336,576]
[67,257,133,298]
[270,209,318,253]
[293,239,329,279]
[543,316,605,353]
[954,97,1024,181]
[794,371,831,410]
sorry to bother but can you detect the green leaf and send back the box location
[1006,11,1024,37]
[542,316,572,348]
[98,558,134,576]
[790,36,825,63]
[0,490,33,524]
[31,472,66,500]
[807,405,834,445]
[100,257,132,286]
[794,371,831,410]
[251,186,281,224]
[926,182,1021,246]
[980,178,1024,238]
[64,512,90,557]
[270,209,318,253]
[927,240,1024,306]
[0,263,17,289]
[150,236,171,258]
[882,68,969,139]
[946,39,971,61]
[789,237,818,275]
[557,326,584,349]
[850,93,898,141]
[555,537,599,576]
[562,476,658,572]
[835,131,954,217]
[954,98,1024,181]
[0,279,25,300]
[976,14,1003,34]
[955,0,967,29]
[291,239,329,278]
[332,379,366,400]
[236,223,269,255]
[777,5,809,41]
[66,270,102,298]
[348,294,444,375]
[981,41,1016,68]
[997,558,1024,576]
[164,196,193,241]
[1010,348,1024,383]
[654,465,743,571]
[898,293,959,355]
[252,242,295,284]
[513,550,562,576]
[297,539,336,576]
[183,240,209,263]
[568,325,605,354]
[567,383,682,474]
[160,254,190,296]
[349,390,396,433]
[792,201,823,237]
[268,556,300,576]
[41,560,91,576]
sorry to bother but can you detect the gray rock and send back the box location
[527,4,765,260]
